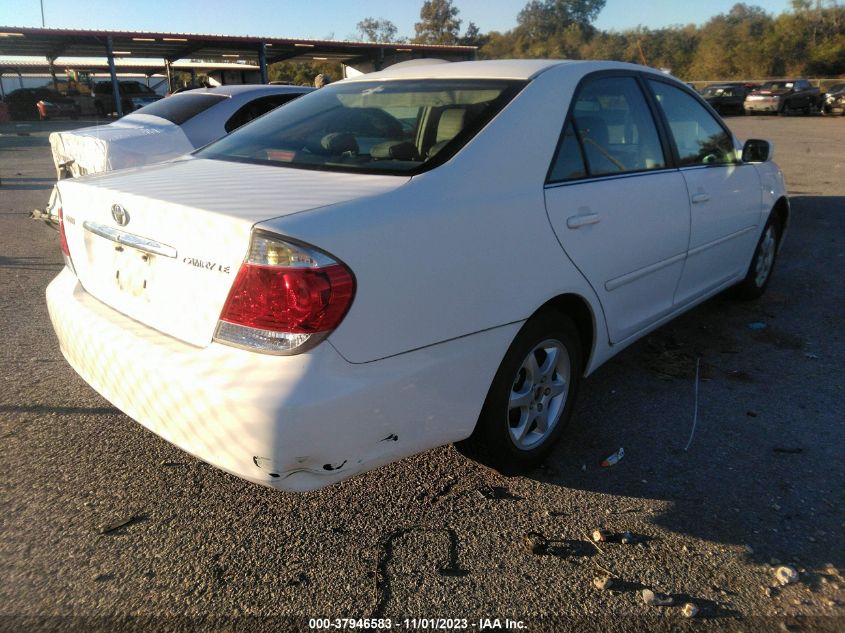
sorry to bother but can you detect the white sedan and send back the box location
[47,60,788,492]
[48,84,312,178]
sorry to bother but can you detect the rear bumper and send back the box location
[744,101,780,113]
[47,268,516,491]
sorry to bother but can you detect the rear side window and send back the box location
[548,122,586,181]
[224,93,304,133]
[549,75,665,181]
[132,92,228,125]
[647,80,737,166]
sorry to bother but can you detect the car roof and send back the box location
[176,84,313,97]
[340,59,669,82]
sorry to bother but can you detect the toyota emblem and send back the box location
[111,204,129,226]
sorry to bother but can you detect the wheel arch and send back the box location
[531,293,596,375]
[770,195,789,236]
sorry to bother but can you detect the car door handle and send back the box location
[691,193,711,204]
[566,213,601,229]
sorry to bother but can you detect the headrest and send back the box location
[322,132,358,154]
[370,141,420,161]
[436,108,467,143]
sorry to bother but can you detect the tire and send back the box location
[730,217,781,300]
[457,312,583,474]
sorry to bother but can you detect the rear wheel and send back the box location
[457,312,582,474]
[730,217,781,300]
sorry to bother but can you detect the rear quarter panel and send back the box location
[258,64,608,366]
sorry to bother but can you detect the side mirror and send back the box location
[742,139,772,163]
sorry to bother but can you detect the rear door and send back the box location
[645,79,761,305]
[544,73,691,344]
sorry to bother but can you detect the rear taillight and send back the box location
[214,231,355,355]
[58,205,70,256]
[57,199,76,274]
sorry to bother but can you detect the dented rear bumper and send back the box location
[46,268,516,491]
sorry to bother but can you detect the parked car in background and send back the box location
[744,79,820,115]
[93,80,163,116]
[50,84,312,179]
[47,60,788,492]
[821,82,845,115]
[3,88,80,120]
[700,82,756,115]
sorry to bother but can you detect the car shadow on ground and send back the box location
[0,255,62,272]
[0,176,54,191]
[527,195,845,575]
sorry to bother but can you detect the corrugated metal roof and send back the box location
[0,27,475,66]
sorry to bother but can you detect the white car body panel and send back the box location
[47,267,519,491]
[673,163,762,305]
[58,158,409,347]
[48,85,310,178]
[545,171,691,343]
[46,60,788,491]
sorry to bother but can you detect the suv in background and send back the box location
[93,80,162,116]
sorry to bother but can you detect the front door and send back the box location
[646,79,762,305]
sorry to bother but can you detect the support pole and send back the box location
[17,70,24,89]
[48,57,59,92]
[258,43,268,84]
[190,67,196,88]
[105,36,123,117]
[164,59,173,94]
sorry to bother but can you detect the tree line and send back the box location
[352,0,845,81]
[267,0,844,84]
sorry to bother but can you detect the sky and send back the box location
[1,0,797,41]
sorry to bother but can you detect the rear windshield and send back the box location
[196,79,525,175]
[131,92,229,125]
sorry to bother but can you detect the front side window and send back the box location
[566,76,666,177]
[648,80,737,166]
[196,79,524,175]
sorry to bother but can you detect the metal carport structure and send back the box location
[0,27,476,115]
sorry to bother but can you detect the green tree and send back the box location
[357,18,403,43]
[414,0,462,44]
[459,21,488,47]
[516,0,606,39]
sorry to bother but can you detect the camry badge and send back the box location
[111,204,129,227]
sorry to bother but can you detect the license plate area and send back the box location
[114,245,154,297]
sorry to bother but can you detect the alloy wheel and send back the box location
[507,339,571,450]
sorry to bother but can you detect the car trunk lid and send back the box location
[59,157,409,347]
[49,117,194,178]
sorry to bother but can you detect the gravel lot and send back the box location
[1,115,843,632]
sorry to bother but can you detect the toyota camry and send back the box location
[47,60,788,491]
